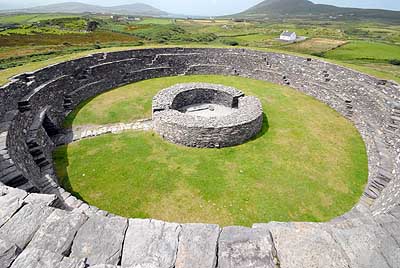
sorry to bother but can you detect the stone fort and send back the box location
[152,82,263,148]
[0,47,399,268]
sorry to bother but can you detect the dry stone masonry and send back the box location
[0,47,399,267]
[152,83,263,148]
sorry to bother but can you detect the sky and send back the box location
[0,0,399,16]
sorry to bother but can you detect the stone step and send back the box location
[0,158,15,170]
[17,100,31,112]
[17,181,37,192]
[1,171,28,188]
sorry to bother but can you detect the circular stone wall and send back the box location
[0,47,399,267]
[152,83,263,148]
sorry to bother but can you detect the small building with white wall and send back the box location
[280,31,297,42]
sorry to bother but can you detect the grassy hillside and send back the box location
[238,0,400,23]
[0,14,399,82]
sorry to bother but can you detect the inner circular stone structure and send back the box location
[152,83,264,148]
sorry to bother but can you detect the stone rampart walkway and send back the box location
[54,119,153,145]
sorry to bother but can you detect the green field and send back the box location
[135,18,174,25]
[0,14,79,24]
[54,75,368,226]
[324,41,400,62]
[1,13,399,82]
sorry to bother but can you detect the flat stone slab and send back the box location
[175,223,220,268]
[0,239,21,268]
[0,185,27,200]
[0,187,27,227]
[27,209,87,255]
[10,247,85,268]
[253,222,350,268]
[329,224,396,268]
[218,226,277,268]
[122,219,181,268]
[380,220,400,244]
[0,204,54,249]
[70,215,127,265]
[24,193,57,206]
[89,265,157,268]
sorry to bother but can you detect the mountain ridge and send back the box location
[236,0,400,22]
[0,2,168,16]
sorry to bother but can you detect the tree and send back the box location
[86,21,99,32]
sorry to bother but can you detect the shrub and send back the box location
[94,41,101,49]
[132,25,185,42]
[86,21,99,32]
[389,59,400,66]
[222,39,239,46]
[178,33,218,42]
[311,52,325,58]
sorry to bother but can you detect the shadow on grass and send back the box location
[63,97,95,129]
[54,145,89,204]
[248,112,270,142]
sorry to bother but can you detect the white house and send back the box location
[280,31,297,42]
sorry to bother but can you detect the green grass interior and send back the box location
[54,75,368,226]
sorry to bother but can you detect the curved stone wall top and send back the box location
[154,96,262,129]
[152,83,262,128]
[152,83,244,112]
[152,83,263,148]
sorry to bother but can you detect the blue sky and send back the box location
[0,0,399,15]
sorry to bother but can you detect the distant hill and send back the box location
[0,2,168,17]
[235,0,400,22]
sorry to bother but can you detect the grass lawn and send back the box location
[0,14,79,24]
[324,40,400,62]
[54,75,368,226]
[135,18,174,25]
[283,38,348,55]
